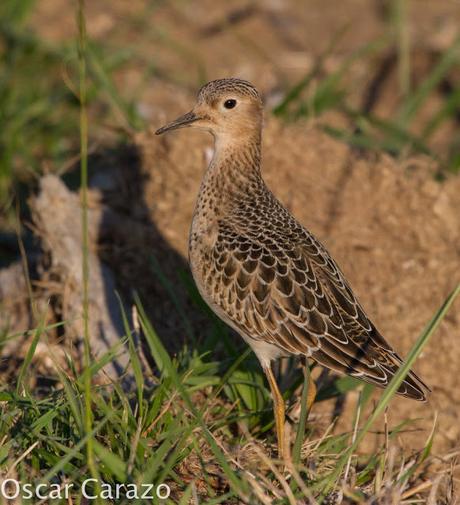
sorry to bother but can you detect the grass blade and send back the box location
[86,42,144,131]
[39,416,110,485]
[93,440,127,481]
[292,365,311,465]
[135,295,249,500]
[320,283,460,498]
[397,35,460,125]
[16,306,48,395]
[272,26,348,117]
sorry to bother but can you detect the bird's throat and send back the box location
[205,135,263,198]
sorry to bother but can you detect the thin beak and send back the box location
[155,111,200,135]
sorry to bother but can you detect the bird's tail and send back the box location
[386,356,431,402]
[312,345,431,402]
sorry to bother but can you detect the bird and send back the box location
[155,78,430,459]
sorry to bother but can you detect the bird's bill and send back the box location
[155,111,200,135]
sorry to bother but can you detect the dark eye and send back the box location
[224,99,237,109]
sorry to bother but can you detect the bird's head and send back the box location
[155,78,263,143]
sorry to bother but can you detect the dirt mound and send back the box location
[134,113,459,452]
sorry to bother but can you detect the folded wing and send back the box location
[202,218,429,401]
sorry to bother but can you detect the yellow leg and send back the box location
[264,365,286,459]
[264,365,317,460]
[305,372,317,415]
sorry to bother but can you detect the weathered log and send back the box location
[30,174,130,381]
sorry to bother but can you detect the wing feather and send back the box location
[204,215,430,401]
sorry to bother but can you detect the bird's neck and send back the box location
[191,134,264,249]
[200,134,264,204]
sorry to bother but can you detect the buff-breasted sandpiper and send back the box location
[156,78,430,459]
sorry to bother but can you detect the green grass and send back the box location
[0,0,144,228]
[0,1,77,211]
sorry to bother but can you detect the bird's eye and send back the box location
[224,99,237,109]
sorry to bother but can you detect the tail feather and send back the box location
[383,359,431,401]
[312,346,431,402]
